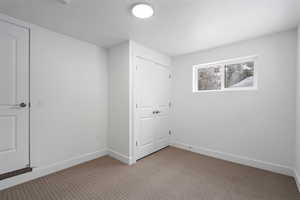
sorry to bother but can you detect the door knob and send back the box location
[19,102,27,108]
[152,110,161,114]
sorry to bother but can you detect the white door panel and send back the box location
[0,115,17,152]
[0,20,29,174]
[136,57,171,160]
[140,118,154,146]
[136,59,156,108]
[155,112,169,151]
[154,65,171,107]
[0,33,17,105]
[137,114,155,159]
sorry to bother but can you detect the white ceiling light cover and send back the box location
[131,3,154,19]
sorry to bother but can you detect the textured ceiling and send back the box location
[0,0,299,56]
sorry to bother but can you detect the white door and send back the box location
[135,57,171,160]
[0,20,30,174]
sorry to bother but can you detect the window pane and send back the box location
[225,61,254,88]
[197,66,222,91]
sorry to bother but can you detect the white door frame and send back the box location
[131,54,171,164]
[0,14,31,171]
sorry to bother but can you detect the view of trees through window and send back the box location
[194,57,256,92]
[225,61,254,88]
[197,66,221,90]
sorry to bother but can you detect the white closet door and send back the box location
[0,20,30,174]
[152,63,171,151]
[136,57,171,160]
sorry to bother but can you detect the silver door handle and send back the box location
[19,102,27,107]
[9,102,27,109]
[152,110,160,114]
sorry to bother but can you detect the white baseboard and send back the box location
[171,142,293,176]
[107,149,134,165]
[1,144,296,191]
[294,170,300,192]
[0,149,108,191]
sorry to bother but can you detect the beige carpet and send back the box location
[0,147,299,200]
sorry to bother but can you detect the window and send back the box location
[193,56,257,92]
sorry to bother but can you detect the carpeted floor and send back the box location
[0,147,299,200]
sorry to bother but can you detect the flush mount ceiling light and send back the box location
[131,3,154,19]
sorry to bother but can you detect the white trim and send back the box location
[108,149,134,165]
[0,149,108,191]
[0,13,30,30]
[193,55,258,93]
[192,87,258,94]
[294,170,300,192]
[131,41,171,67]
[194,55,258,68]
[171,142,293,176]
[136,56,170,68]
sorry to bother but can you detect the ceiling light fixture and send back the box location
[131,3,154,19]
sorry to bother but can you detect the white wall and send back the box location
[0,14,108,190]
[295,25,300,188]
[171,30,297,175]
[108,41,131,159]
[30,26,108,168]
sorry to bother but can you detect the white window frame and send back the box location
[193,55,258,93]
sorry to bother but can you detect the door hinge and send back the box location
[136,141,138,146]
[169,130,172,135]
[136,104,138,108]
[28,102,31,108]
[169,74,171,79]
[169,102,172,108]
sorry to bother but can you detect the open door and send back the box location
[0,20,30,175]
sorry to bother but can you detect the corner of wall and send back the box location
[107,149,133,165]
[294,169,300,192]
[107,41,131,159]
[295,24,300,192]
